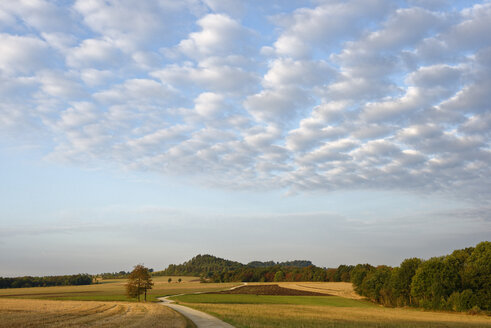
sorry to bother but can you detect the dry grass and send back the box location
[185,303,491,328]
[277,282,363,299]
[0,298,186,328]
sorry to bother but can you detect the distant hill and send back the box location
[154,255,314,277]
[154,254,244,277]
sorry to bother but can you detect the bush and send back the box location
[447,290,477,312]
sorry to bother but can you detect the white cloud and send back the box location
[66,38,124,69]
[0,34,51,75]
[0,0,490,204]
[73,0,190,51]
[152,61,259,94]
[203,0,245,17]
[272,0,394,58]
[194,92,227,117]
[94,78,176,105]
[58,102,99,129]
[0,0,74,33]
[406,64,462,88]
[80,69,115,87]
[37,70,85,99]
[175,13,252,60]
[264,58,335,88]
[244,86,312,124]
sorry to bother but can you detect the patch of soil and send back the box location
[213,284,331,296]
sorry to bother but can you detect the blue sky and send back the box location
[0,0,490,276]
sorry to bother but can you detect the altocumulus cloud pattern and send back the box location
[1,0,490,203]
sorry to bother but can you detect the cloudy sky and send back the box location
[1,0,490,276]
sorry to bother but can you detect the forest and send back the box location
[350,241,490,312]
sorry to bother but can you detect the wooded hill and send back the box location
[153,254,314,278]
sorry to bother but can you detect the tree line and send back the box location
[154,254,319,280]
[350,241,489,312]
[0,274,92,289]
[247,260,313,268]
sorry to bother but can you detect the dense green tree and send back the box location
[360,266,392,304]
[334,265,354,282]
[390,258,421,306]
[411,257,446,308]
[274,270,285,282]
[351,264,374,293]
[463,241,491,310]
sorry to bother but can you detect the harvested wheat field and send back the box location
[277,282,363,299]
[0,298,187,328]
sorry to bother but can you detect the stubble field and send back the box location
[0,298,186,328]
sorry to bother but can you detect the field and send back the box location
[0,276,234,327]
[172,284,491,328]
[174,293,376,307]
[0,276,239,302]
[1,280,490,328]
[277,282,363,299]
[0,298,186,328]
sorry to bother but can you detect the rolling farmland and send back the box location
[1,277,490,327]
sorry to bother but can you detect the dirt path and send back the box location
[158,296,234,328]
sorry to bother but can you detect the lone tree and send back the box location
[126,264,154,302]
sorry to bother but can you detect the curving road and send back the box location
[158,295,234,328]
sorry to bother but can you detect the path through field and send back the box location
[159,296,234,328]
[0,298,187,328]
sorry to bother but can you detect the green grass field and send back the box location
[172,294,377,307]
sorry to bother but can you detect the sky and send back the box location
[0,0,490,276]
